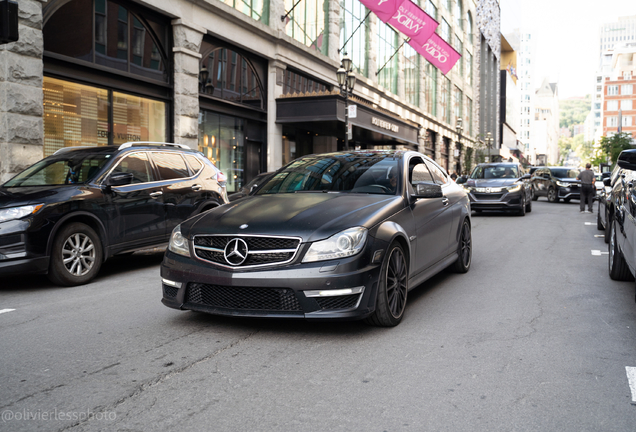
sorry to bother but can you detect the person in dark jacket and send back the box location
[577,163,595,213]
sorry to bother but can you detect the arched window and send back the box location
[199,45,266,111]
[44,0,169,83]
[466,11,473,45]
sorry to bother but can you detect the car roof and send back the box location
[51,142,201,157]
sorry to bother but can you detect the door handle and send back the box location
[191,184,202,191]
[149,191,163,198]
[442,197,449,206]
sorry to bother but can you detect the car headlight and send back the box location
[556,180,569,187]
[168,225,190,257]
[0,204,44,223]
[302,227,368,263]
[463,185,475,192]
[507,184,522,193]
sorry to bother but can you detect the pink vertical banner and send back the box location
[387,1,438,45]
[408,33,461,75]
[358,0,402,22]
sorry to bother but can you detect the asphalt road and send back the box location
[1,199,635,431]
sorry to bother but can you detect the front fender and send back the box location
[372,220,412,267]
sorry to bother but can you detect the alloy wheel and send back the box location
[459,222,472,268]
[386,247,408,318]
[62,233,96,276]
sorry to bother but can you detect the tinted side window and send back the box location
[152,152,189,180]
[425,161,447,184]
[112,153,155,184]
[184,154,203,175]
[411,163,434,184]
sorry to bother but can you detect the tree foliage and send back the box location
[597,133,635,168]
[559,97,591,131]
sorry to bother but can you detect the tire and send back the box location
[609,220,634,281]
[604,211,611,244]
[531,188,538,201]
[365,242,408,327]
[449,220,472,273]
[517,197,526,216]
[597,208,604,230]
[526,196,532,212]
[48,223,103,286]
[547,187,559,203]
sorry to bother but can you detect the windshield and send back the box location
[255,153,400,195]
[470,165,518,179]
[3,153,112,187]
[550,168,580,178]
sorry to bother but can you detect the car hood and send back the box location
[0,186,80,209]
[184,193,402,243]
[556,177,580,183]
[465,178,520,188]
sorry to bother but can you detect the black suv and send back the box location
[606,149,636,286]
[531,167,581,203]
[0,143,228,286]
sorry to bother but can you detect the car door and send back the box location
[408,157,454,275]
[150,151,202,236]
[105,152,166,247]
[621,169,636,271]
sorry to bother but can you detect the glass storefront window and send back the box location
[199,111,245,193]
[284,0,327,54]
[43,77,167,157]
[112,92,166,146]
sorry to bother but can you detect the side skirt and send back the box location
[408,253,458,291]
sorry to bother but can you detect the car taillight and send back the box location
[216,171,227,183]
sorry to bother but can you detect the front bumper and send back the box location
[160,247,383,321]
[557,186,580,200]
[0,219,49,276]
[466,190,524,211]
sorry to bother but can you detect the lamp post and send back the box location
[337,54,356,151]
[485,131,493,163]
[455,118,463,173]
[199,65,214,94]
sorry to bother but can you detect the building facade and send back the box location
[602,44,636,139]
[0,0,495,186]
[532,77,559,166]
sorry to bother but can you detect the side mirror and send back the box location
[249,183,260,193]
[412,182,443,199]
[456,176,467,185]
[603,177,612,187]
[105,172,134,186]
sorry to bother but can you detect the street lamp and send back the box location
[199,65,214,95]
[337,54,356,151]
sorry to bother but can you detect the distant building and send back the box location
[532,77,560,165]
[572,124,585,137]
[602,44,636,139]
[516,31,535,162]
[559,127,571,139]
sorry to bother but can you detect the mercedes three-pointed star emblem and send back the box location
[224,238,249,266]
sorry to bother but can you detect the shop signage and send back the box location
[372,117,399,133]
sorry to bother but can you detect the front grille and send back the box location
[315,294,361,310]
[185,283,302,311]
[473,193,504,201]
[193,235,301,269]
[163,285,179,298]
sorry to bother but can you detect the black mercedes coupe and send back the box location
[161,150,471,326]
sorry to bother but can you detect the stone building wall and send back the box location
[0,0,45,183]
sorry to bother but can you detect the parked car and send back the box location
[0,142,228,286]
[531,167,581,203]
[606,149,636,284]
[228,172,274,201]
[457,162,532,215]
[161,150,471,327]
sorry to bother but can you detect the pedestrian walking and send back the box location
[577,163,595,213]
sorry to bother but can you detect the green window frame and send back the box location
[340,0,368,76]
[378,21,398,93]
[425,63,437,116]
[284,0,328,54]
[440,76,451,123]
[404,43,420,106]
[223,0,269,24]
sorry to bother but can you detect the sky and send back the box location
[500,0,636,99]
